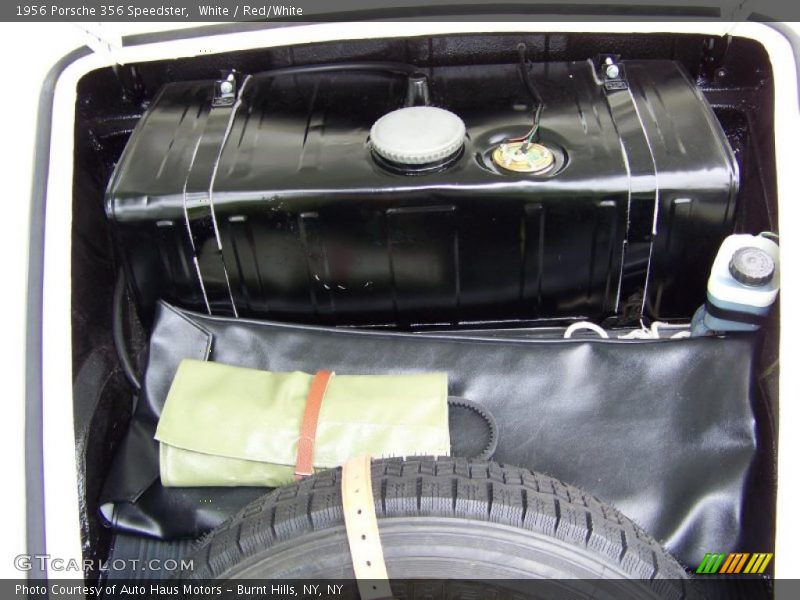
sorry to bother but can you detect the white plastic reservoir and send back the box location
[692,234,780,334]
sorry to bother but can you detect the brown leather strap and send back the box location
[294,370,333,480]
[342,455,392,599]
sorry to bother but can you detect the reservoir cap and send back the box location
[729,246,775,287]
[370,106,465,166]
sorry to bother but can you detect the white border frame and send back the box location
[42,21,800,579]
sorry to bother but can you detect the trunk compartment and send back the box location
[69,31,778,579]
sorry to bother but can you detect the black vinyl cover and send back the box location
[101,302,761,569]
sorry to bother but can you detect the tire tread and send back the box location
[182,457,687,598]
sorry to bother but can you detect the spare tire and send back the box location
[181,457,688,598]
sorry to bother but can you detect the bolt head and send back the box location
[605,64,620,79]
[220,80,234,94]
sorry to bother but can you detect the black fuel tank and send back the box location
[106,60,737,325]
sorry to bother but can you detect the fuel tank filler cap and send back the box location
[370,106,466,167]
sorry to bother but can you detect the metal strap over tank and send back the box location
[180,73,249,317]
[597,58,659,320]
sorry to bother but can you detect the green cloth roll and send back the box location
[155,359,450,487]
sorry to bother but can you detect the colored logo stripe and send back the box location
[745,553,773,574]
[697,553,726,574]
[697,552,773,575]
[719,553,748,574]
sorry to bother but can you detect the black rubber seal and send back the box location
[447,396,499,461]
[371,144,464,176]
[705,302,768,326]
[113,268,141,392]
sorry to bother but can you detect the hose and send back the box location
[113,268,141,392]
[254,61,421,79]
[517,43,544,108]
[506,43,546,148]
[564,321,609,339]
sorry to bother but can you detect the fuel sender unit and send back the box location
[491,141,555,174]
